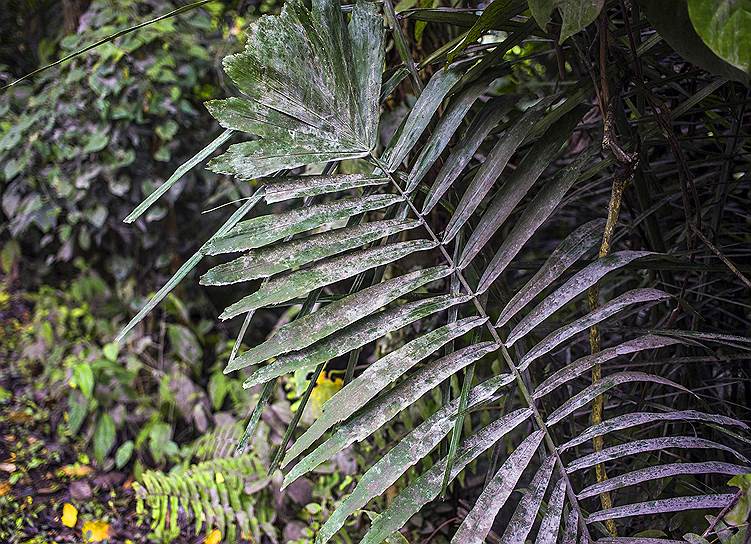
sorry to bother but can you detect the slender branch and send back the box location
[2,0,219,90]
[691,225,751,290]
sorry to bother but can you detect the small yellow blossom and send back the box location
[204,529,222,544]
[310,372,344,417]
[61,503,78,528]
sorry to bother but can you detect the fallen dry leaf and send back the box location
[82,519,111,542]
[61,464,94,478]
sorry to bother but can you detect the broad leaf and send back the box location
[202,218,420,285]
[281,316,487,465]
[641,0,749,84]
[220,239,437,319]
[496,219,605,328]
[224,265,451,372]
[452,433,546,543]
[559,0,605,43]
[206,0,384,178]
[688,0,751,74]
[242,294,472,387]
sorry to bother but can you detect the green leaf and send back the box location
[148,422,174,464]
[361,425,538,544]
[208,373,229,410]
[476,146,597,293]
[443,99,552,245]
[102,342,119,362]
[726,472,751,526]
[529,0,556,29]
[206,195,403,255]
[314,401,528,544]
[219,239,437,320]
[641,0,749,84]
[286,348,514,492]
[117,193,264,342]
[124,129,234,223]
[72,363,94,400]
[558,0,605,43]
[381,67,462,171]
[281,316,489,468]
[445,0,528,63]
[496,218,605,328]
[67,393,88,435]
[225,265,451,373]
[451,433,547,543]
[202,218,420,286]
[263,173,388,203]
[242,294,472,388]
[458,107,585,267]
[688,0,751,74]
[115,440,134,469]
[206,0,384,178]
[94,413,116,464]
[505,251,653,345]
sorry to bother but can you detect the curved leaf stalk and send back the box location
[587,85,639,536]
[369,152,594,541]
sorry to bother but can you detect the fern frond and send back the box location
[134,454,269,543]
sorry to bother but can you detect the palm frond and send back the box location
[120,0,751,541]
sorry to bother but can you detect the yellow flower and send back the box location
[204,529,222,544]
[61,503,78,528]
[82,520,111,542]
[309,372,343,417]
